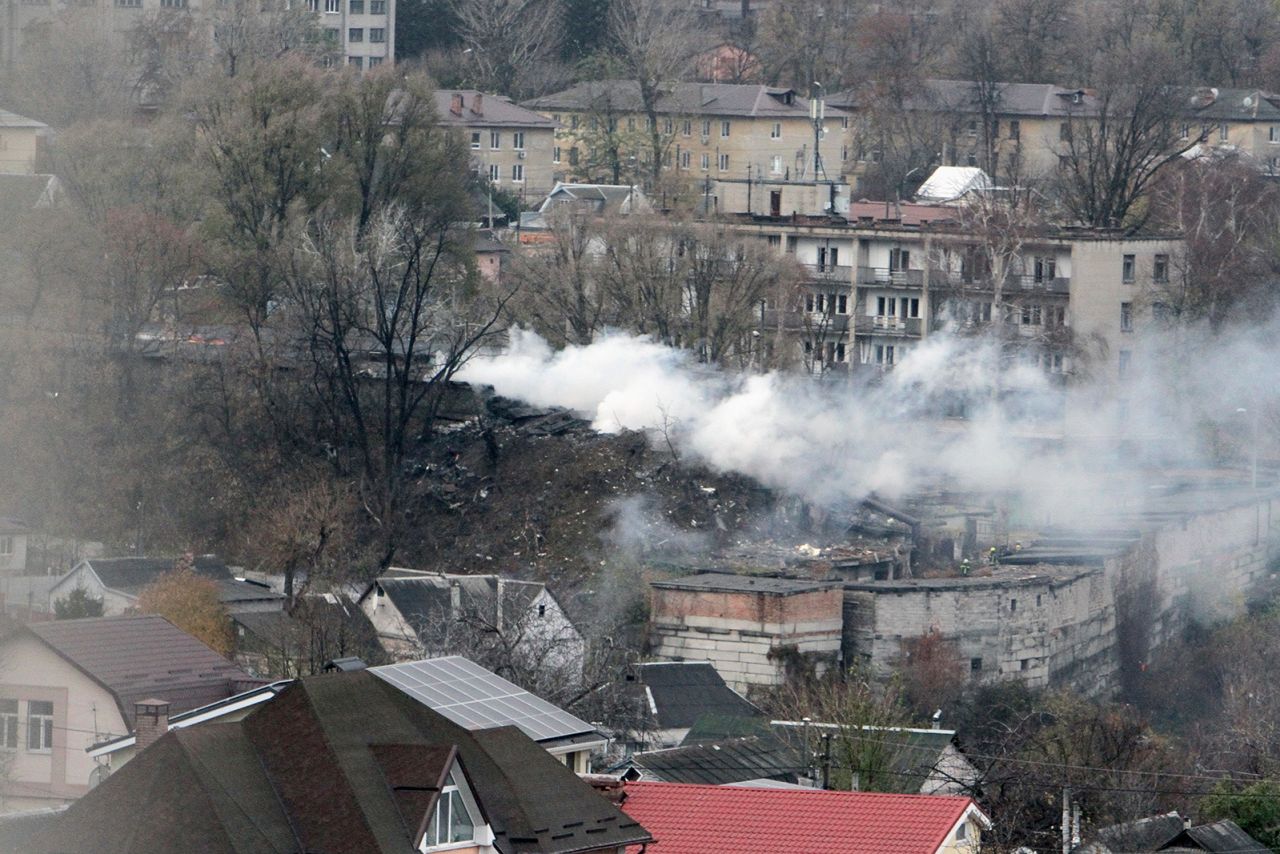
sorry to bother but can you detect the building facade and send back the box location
[435,90,558,201]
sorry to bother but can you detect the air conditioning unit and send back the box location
[517,150,526,159]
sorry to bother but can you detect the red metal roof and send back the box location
[620,781,980,854]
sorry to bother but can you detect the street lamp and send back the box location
[1236,407,1259,489]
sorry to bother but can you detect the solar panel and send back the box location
[370,656,596,744]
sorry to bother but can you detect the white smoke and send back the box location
[461,321,1279,525]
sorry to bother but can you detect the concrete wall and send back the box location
[845,567,1118,694]
[648,586,844,692]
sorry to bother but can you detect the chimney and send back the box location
[449,580,461,617]
[450,93,464,116]
[134,699,170,753]
[471,92,483,116]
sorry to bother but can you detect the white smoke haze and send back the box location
[462,321,1280,527]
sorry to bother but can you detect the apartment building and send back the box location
[522,81,851,189]
[435,90,558,200]
[0,0,392,76]
[719,198,1180,434]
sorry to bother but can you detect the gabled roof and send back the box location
[360,571,547,631]
[1159,819,1270,853]
[435,89,558,129]
[618,781,986,854]
[625,735,800,785]
[63,555,284,608]
[25,615,255,726]
[0,108,47,128]
[32,672,652,854]
[524,81,846,120]
[831,79,1101,118]
[628,661,761,730]
[371,656,600,746]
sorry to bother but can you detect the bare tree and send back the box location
[507,208,613,347]
[607,0,704,185]
[756,0,863,91]
[449,0,564,97]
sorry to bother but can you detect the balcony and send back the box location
[857,267,926,288]
[761,309,850,333]
[930,271,1071,294]
[802,264,853,282]
[854,315,923,337]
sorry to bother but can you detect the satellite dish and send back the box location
[89,765,111,789]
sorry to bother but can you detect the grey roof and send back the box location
[628,661,761,730]
[1095,812,1186,851]
[26,615,256,726]
[0,108,47,128]
[830,79,1100,117]
[31,673,652,854]
[361,572,544,630]
[76,555,284,607]
[524,81,845,119]
[1159,820,1270,853]
[650,571,841,595]
[435,89,557,128]
[0,517,30,535]
[629,736,800,785]
[1183,88,1280,121]
[371,656,598,744]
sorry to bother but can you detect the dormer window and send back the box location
[421,771,483,852]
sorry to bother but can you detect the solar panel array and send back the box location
[370,656,595,743]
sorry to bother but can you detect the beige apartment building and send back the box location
[523,81,851,192]
[0,0,392,77]
[0,108,46,173]
[435,90,558,201]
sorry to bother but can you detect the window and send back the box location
[369,0,384,11]
[368,56,382,67]
[369,27,385,42]
[1045,305,1066,328]
[1033,256,1055,282]
[1122,254,1135,283]
[1120,301,1133,332]
[1118,350,1132,378]
[568,148,579,166]
[348,56,363,68]
[682,120,692,136]
[27,701,53,752]
[663,118,673,134]
[837,295,848,314]
[0,700,16,749]
[1010,598,1017,612]
[769,154,782,174]
[1271,126,1280,143]
[349,0,362,11]
[511,164,524,182]
[1059,122,1071,142]
[718,153,729,171]
[159,0,188,8]
[956,822,968,841]
[966,152,977,166]
[680,150,691,169]
[512,131,524,150]
[570,115,579,130]
[488,163,499,182]
[422,779,476,848]
[966,119,977,136]
[489,131,500,149]
[1021,304,1041,325]
[970,657,983,673]
[701,119,711,137]
[324,0,338,10]
[115,0,142,7]
[470,132,481,150]
[770,122,781,139]
[1181,123,1191,140]
[323,25,338,39]
[553,146,561,164]
[700,153,709,170]
[1219,123,1229,141]
[720,120,731,137]
[1153,254,1169,282]
[348,27,363,41]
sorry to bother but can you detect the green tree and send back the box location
[53,587,105,620]
[136,554,234,656]
[1201,780,1280,850]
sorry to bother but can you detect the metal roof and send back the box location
[371,656,597,744]
[650,572,840,595]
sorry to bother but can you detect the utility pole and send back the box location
[1061,787,1071,854]
[820,732,833,790]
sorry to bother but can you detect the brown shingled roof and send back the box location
[26,615,255,725]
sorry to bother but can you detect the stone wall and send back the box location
[649,585,844,692]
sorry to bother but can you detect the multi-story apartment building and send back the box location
[434,90,558,201]
[830,79,1280,184]
[0,0,392,76]
[522,81,851,190]
[716,193,1179,435]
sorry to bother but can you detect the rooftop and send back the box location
[651,571,841,595]
[618,781,983,854]
[25,615,256,726]
[434,89,557,129]
[524,81,847,119]
[371,655,599,745]
[625,736,799,786]
[627,661,761,730]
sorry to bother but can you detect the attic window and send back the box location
[538,604,547,617]
[422,774,476,850]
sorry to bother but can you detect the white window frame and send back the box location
[369,27,385,42]
[27,700,53,753]
[511,164,524,183]
[700,153,709,171]
[553,146,561,164]
[512,131,525,150]
[720,120,731,138]
[488,163,499,183]
[769,154,782,174]
[470,132,481,150]
[770,122,781,139]
[0,700,17,750]
[489,131,500,150]
[718,153,729,171]
[324,0,338,11]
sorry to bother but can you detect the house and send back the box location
[49,554,285,616]
[0,111,46,174]
[524,81,850,187]
[614,781,989,853]
[371,655,607,773]
[1156,820,1269,852]
[623,661,763,748]
[436,90,559,199]
[0,614,257,812]
[27,671,653,853]
[648,573,845,692]
[1086,813,1270,853]
[230,593,385,679]
[357,569,584,670]
[616,735,802,786]
[0,519,28,576]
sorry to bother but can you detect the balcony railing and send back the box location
[930,271,1071,293]
[802,264,854,282]
[853,315,923,337]
[857,267,926,287]
[761,308,851,333]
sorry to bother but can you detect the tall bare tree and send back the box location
[449,0,565,97]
